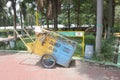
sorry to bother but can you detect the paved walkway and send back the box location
[0,52,120,80]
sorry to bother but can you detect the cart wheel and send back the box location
[40,54,56,68]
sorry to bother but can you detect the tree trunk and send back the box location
[54,0,58,31]
[76,0,80,29]
[95,0,103,54]
[46,18,49,28]
[11,0,17,40]
[20,11,24,35]
[107,0,114,38]
[112,0,115,34]
[12,0,17,47]
[46,1,49,29]
[68,3,70,30]
[20,11,23,29]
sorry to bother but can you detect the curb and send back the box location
[0,50,28,53]
[0,50,120,69]
[72,56,120,68]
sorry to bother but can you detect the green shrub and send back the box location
[0,32,8,38]
[10,40,26,50]
[93,36,116,62]
[69,37,83,56]
[11,38,33,50]
[114,25,120,32]
[101,37,116,61]
[74,44,82,56]
[85,34,95,45]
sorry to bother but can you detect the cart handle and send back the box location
[13,29,32,50]
[23,28,34,42]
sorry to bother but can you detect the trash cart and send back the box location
[15,28,77,68]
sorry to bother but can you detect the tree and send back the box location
[0,0,8,26]
[35,0,61,30]
[19,0,36,27]
[107,0,115,38]
[95,0,103,54]
[59,0,72,29]
[53,0,58,30]
[72,0,81,29]
[10,0,17,40]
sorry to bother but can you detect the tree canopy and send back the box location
[0,0,120,54]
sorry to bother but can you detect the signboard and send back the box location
[59,31,84,37]
[75,32,84,37]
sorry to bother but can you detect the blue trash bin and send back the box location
[84,44,94,59]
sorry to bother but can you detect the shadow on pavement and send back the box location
[35,59,76,69]
[76,60,120,80]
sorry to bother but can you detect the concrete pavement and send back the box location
[0,52,120,80]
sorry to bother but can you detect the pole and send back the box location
[36,11,39,26]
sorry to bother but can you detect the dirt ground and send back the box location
[0,52,120,80]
